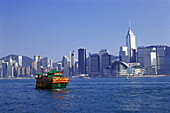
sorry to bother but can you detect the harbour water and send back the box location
[0,77,170,113]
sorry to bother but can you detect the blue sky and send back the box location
[0,0,169,62]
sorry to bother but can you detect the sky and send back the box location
[0,0,170,62]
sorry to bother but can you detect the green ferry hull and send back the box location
[36,83,68,89]
[51,83,68,89]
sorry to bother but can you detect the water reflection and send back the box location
[51,89,69,99]
[48,89,70,111]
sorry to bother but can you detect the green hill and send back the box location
[0,54,33,68]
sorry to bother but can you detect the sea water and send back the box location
[0,77,170,113]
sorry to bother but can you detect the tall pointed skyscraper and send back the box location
[119,24,136,63]
[126,25,136,63]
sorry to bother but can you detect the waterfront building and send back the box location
[120,25,136,63]
[75,62,79,75]
[70,50,75,76]
[2,62,8,77]
[57,62,62,71]
[0,65,3,77]
[14,67,18,77]
[40,57,49,69]
[7,57,15,77]
[99,49,109,74]
[63,61,69,76]
[0,60,4,65]
[34,56,38,63]
[31,61,37,75]
[103,66,112,76]
[40,57,52,72]
[88,53,100,76]
[34,55,41,73]
[18,56,22,67]
[119,46,129,63]
[111,61,145,76]
[34,55,41,63]
[62,56,69,69]
[156,46,170,75]
[21,67,25,76]
[50,59,53,70]
[26,66,31,76]
[101,53,111,74]
[138,45,170,75]
[138,46,157,74]
[17,67,21,77]
[37,60,41,73]
[78,48,87,74]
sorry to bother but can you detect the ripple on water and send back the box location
[0,77,170,112]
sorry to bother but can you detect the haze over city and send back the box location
[0,0,169,61]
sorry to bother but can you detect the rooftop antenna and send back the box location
[129,20,131,28]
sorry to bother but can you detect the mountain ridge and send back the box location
[0,54,33,67]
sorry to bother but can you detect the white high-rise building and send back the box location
[120,24,136,63]
[18,56,22,67]
[34,56,39,63]
[126,25,136,62]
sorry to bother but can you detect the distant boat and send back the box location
[73,74,90,78]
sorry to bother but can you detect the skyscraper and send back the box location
[18,56,22,67]
[78,48,86,74]
[31,61,37,75]
[126,25,136,63]
[63,61,69,76]
[57,63,62,71]
[40,57,49,71]
[99,49,109,73]
[50,59,53,70]
[138,46,157,74]
[62,56,69,68]
[156,46,170,74]
[34,56,39,63]
[2,62,8,77]
[70,50,75,76]
[88,53,100,76]
[34,55,41,73]
[120,24,136,63]
[101,53,111,74]
[137,45,170,75]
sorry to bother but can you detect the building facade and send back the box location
[99,49,109,74]
[18,56,22,67]
[62,56,69,69]
[88,53,100,76]
[70,50,75,76]
[78,48,87,74]
[101,53,111,74]
[111,61,145,76]
[120,25,136,63]
[137,45,170,75]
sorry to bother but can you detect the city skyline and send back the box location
[0,0,169,61]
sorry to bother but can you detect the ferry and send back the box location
[36,69,69,89]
